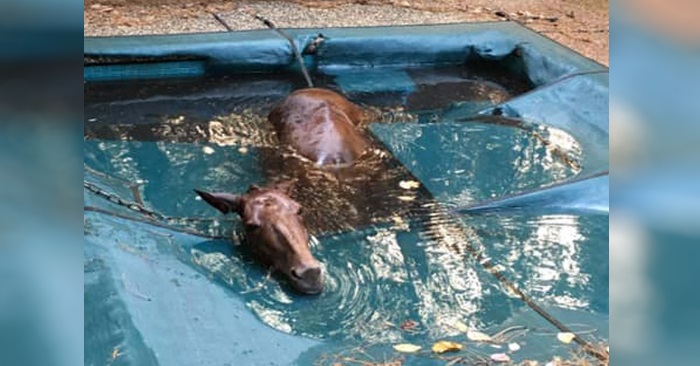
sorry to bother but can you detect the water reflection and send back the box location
[464,214,609,314]
[179,209,607,344]
[370,120,582,207]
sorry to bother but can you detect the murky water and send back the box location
[84,65,605,359]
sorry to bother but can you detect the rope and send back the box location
[84,180,234,239]
[84,205,228,240]
[208,11,313,88]
[419,206,607,361]
[253,14,314,88]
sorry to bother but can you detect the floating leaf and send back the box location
[508,342,521,352]
[399,180,421,189]
[431,340,463,354]
[467,330,492,342]
[400,319,418,331]
[490,353,511,363]
[451,320,469,333]
[393,343,422,353]
[557,332,576,344]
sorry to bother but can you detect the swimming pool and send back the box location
[84,22,608,365]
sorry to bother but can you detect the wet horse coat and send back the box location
[195,183,324,294]
[268,88,368,167]
[196,15,429,295]
[259,88,432,235]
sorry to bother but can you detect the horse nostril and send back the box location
[291,266,322,282]
[306,267,322,281]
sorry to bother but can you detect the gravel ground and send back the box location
[85,0,608,65]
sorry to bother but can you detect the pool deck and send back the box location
[84,0,609,65]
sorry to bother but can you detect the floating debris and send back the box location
[451,320,469,333]
[557,332,576,344]
[111,347,121,360]
[393,343,421,353]
[399,319,418,331]
[490,353,511,363]
[467,330,492,342]
[432,340,463,354]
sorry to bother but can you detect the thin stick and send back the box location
[130,184,144,206]
[210,12,234,31]
[253,14,314,88]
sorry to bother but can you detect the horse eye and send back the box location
[245,223,260,231]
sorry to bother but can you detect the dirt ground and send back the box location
[84,0,608,65]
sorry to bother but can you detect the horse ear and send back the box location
[194,190,243,215]
[271,180,295,195]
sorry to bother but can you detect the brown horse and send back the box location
[195,182,324,294]
[268,87,369,167]
[195,15,422,295]
[195,87,372,294]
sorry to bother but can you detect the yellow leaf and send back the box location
[393,343,422,353]
[431,340,463,354]
[467,330,492,342]
[452,320,469,333]
[557,332,576,344]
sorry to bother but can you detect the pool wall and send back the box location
[85,21,608,213]
[84,22,605,85]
